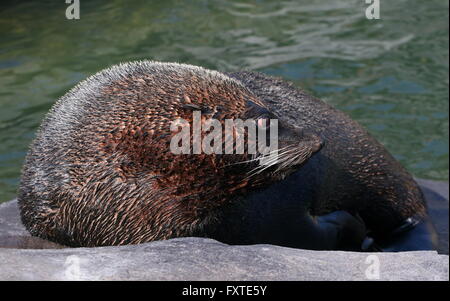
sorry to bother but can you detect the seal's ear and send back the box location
[181,103,201,111]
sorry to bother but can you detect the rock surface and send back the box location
[0,179,448,281]
[415,179,449,254]
[0,237,448,281]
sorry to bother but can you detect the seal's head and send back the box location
[237,100,323,181]
[19,61,322,246]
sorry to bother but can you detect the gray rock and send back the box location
[415,179,449,254]
[0,237,447,281]
[0,199,63,249]
[0,179,448,281]
[416,178,449,200]
[0,198,27,237]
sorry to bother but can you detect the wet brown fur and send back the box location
[18,62,313,247]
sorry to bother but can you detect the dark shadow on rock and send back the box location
[0,235,65,249]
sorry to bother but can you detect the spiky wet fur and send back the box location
[18,61,318,247]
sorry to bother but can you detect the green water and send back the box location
[0,0,448,203]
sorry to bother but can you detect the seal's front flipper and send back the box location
[376,215,438,252]
[316,210,369,251]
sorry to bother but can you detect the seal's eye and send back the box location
[181,103,213,114]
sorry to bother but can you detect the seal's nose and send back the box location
[278,124,324,153]
[311,135,324,152]
[296,129,324,153]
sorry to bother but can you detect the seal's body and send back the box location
[227,72,425,230]
[18,61,435,250]
[218,72,436,250]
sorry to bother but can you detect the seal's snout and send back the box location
[309,133,324,153]
[294,128,324,153]
[277,124,324,158]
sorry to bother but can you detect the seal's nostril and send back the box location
[314,138,324,152]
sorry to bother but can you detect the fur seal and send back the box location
[18,61,436,251]
[222,71,437,251]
